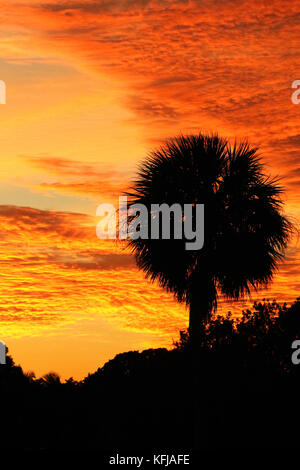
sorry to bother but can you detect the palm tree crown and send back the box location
[126,133,291,341]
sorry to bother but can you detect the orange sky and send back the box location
[0,0,299,379]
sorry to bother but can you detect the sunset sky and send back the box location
[0,0,299,379]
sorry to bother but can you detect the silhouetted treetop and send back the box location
[126,133,292,339]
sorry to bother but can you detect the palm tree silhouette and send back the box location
[126,134,291,344]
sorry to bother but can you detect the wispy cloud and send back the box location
[24,156,131,199]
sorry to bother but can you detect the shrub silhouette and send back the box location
[0,299,300,449]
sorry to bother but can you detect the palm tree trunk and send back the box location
[188,285,210,342]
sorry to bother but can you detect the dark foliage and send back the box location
[1,299,300,449]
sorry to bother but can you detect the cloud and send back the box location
[24,156,131,199]
[270,135,300,150]
[26,155,128,179]
[0,204,187,338]
[39,0,183,15]
[6,0,299,153]
[127,96,179,120]
[31,181,127,199]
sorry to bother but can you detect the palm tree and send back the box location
[126,133,292,344]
